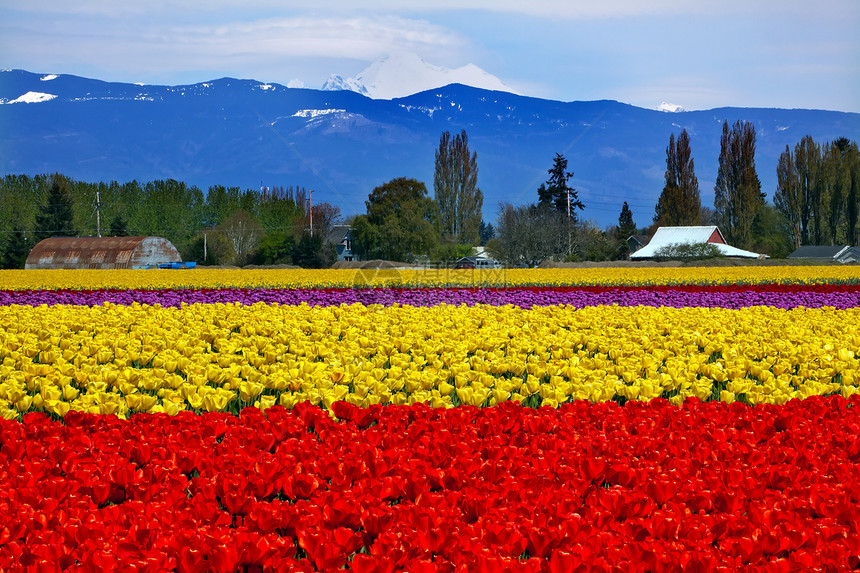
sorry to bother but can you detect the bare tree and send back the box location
[491,203,567,267]
[217,210,264,265]
[309,202,342,240]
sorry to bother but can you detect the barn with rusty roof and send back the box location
[25,237,183,270]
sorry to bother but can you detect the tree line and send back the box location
[2,124,857,269]
[351,130,489,263]
[649,122,857,258]
[775,136,860,249]
[0,175,340,268]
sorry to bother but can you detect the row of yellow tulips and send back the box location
[1,302,857,419]
[2,265,858,290]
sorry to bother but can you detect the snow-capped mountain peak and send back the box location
[657,101,686,113]
[321,52,517,100]
[320,75,368,96]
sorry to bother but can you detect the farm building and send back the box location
[787,245,860,264]
[326,225,357,262]
[25,236,184,270]
[627,234,651,254]
[630,226,767,260]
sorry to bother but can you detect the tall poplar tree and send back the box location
[653,129,701,226]
[794,135,822,245]
[846,142,860,246]
[714,120,764,249]
[433,130,483,245]
[822,137,852,245]
[775,145,803,249]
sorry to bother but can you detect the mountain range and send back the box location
[2,68,858,228]
[320,52,517,100]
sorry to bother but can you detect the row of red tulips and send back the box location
[2,397,860,571]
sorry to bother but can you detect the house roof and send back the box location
[325,225,351,245]
[836,247,860,263]
[630,226,766,259]
[787,245,850,259]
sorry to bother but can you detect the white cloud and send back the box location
[14,0,857,19]
[93,15,468,69]
[2,0,856,111]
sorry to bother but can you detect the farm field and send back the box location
[1,266,859,571]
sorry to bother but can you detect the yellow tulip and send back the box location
[187,392,204,410]
[47,400,70,417]
[62,385,79,401]
[162,401,181,415]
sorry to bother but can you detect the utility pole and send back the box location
[566,188,571,256]
[96,191,101,238]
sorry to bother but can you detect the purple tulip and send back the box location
[1,287,859,309]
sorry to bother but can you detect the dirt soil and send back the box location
[539,259,847,269]
[331,260,424,270]
[208,259,850,270]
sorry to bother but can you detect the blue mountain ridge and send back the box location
[2,69,858,228]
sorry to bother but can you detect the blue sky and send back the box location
[2,0,858,111]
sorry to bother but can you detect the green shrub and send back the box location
[653,242,725,262]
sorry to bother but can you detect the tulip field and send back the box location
[1,266,860,571]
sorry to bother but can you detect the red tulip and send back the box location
[298,530,349,571]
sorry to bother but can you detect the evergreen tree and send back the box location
[478,220,495,246]
[618,202,636,238]
[616,201,637,259]
[109,215,129,237]
[538,153,583,219]
[653,130,701,226]
[34,174,76,241]
[1,225,32,269]
[433,130,483,244]
[292,232,335,269]
[714,120,765,249]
